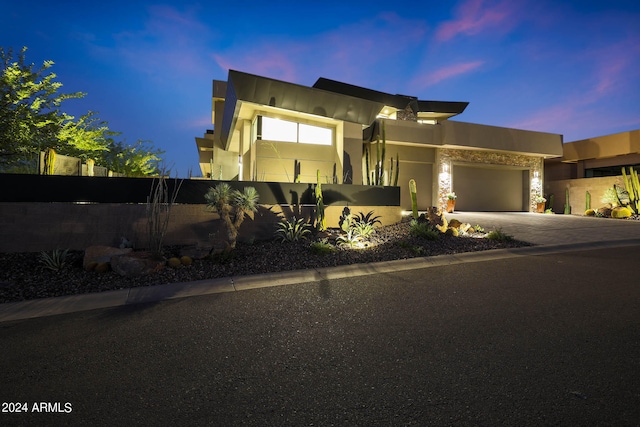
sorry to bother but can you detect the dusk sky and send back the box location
[3,0,639,177]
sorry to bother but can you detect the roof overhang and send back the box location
[220,70,384,149]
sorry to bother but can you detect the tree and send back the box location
[1,46,165,176]
[57,111,114,161]
[100,139,164,177]
[0,46,84,172]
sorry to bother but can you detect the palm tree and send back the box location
[205,183,259,249]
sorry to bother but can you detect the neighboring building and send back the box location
[545,130,640,180]
[544,129,640,214]
[196,70,563,212]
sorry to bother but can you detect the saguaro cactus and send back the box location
[585,191,591,211]
[43,148,56,175]
[564,188,571,214]
[316,169,326,231]
[622,166,640,213]
[409,179,418,219]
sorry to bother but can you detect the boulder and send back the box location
[179,244,213,260]
[612,206,632,219]
[83,246,132,269]
[596,205,612,217]
[110,252,165,277]
[448,219,462,229]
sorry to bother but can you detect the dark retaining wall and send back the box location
[0,174,401,252]
[0,174,400,206]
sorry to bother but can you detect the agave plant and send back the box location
[275,217,311,242]
[353,210,382,227]
[336,228,361,247]
[352,221,376,238]
[39,248,70,271]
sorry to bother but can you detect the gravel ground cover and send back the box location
[0,218,532,303]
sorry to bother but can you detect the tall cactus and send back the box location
[564,188,571,214]
[622,166,640,213]
[393,154,399,186]
[43,148,56,175]
[409,179,418,219]
[374,121,387,185]
[315,169,326,231]
[585,190,591,211]
[364,146,371,185]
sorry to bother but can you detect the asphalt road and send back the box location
[1,246,639,426]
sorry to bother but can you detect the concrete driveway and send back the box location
[450,211,640,246]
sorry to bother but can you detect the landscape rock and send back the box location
[110,252,165,277]
[83,246,132,269]
[612,206,633,219]
[597,206,612,217]
[448,219,462,229]
[179,244,213,260]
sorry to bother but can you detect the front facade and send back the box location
[196,70,563,212]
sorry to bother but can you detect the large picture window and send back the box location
[256,116,332,146]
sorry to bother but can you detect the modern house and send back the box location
[196,70,563,212]
[544,129,640,213]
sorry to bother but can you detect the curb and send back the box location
[1,239,639,323]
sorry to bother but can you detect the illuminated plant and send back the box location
[409,179,418,219]
[205,183,259,249]
[275,217,311,242]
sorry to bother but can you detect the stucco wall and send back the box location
[545,176,624,214]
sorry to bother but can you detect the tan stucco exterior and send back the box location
[196,71,565,213]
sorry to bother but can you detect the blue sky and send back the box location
[3,0,639,177]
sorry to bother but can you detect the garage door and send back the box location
[453,165,526,212]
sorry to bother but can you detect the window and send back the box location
[255,116,332,146]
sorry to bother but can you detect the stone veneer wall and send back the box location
[0,203,401,253]
[438,148,544,212]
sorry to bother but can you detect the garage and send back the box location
[453,164,528,211]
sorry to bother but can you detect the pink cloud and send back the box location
[211,12,428,87]
[410,61,485,91]
[213,49,299,83]
[436,0,515,42]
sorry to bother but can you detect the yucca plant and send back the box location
[275,217,311,242]
[205,183,259,249]
[39,248,70,271]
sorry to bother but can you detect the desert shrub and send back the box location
[486,228,514,242]
[396,240,425,255]
[409,220,440,240]
[310,239,335,255]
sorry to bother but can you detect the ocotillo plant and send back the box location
[409,179,418,219]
